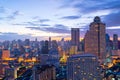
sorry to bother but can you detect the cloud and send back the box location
[107,26,120,29]
[103,11,120,27]
[0,10,22,21]
[40,24,50,26]
[106,29,120,37]
[26,27,41,30]
[41,27,70,34]
[61,15,80,20]
[26,24,70,34]
[6,11,22,20]
[0,17,4,20]
[0,32,32,41]
[0,6,6,13]
[32,16,50,23]
[54,24,68,29]
[60,0,120,14]
[39,19,50,23]
[12,21,50,27]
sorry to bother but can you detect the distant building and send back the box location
[0,60,3,76]
[51,40,58,49]
[71,28,80,50]
[67,54,101,80]
[41,40,49,54]
[2,49,10,60]
[69,46,78,55]
[84,16,106,59]
[5,67,17,80]
[106,34,112,56]
[24,39,30,46]
[39,48,60,67]
[113,34,118,50]
[49,37,52,49]
[33,65,56,80]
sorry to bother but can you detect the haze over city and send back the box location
[0,0,120,41]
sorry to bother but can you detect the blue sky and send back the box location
[0,0,120,41]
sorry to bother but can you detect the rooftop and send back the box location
[69,53,97,58]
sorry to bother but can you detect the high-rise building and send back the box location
[2,49,10,60]
[33,65,56,80]
[71,28,80,46]
[84,16,106,59]
[24,39,30,46]
[41,40,49,54]
[113,34,118,50]
[49,37,52,49]
[106,34,112,54]
[67,54,101,80]
[51,40,58,49]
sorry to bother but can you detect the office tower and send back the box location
[67,54,101,80]
[113,34,118,50]
[41,40,49,54]
[106,34,112,54]
[71,28,80,46]
[24,39,30,46]
[51,40,58,49]
[49,37,52,49]
[84,16,106,59]
[2,49,10,60]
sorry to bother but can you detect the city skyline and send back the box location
[0,0,120,41]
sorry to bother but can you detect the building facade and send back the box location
[113,34,118,50]
[67,54,101,80]
[33,65,56,80]
[71,28,80,46]
[84,16,106,59]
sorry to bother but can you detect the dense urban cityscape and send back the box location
[0,0,120,80]
[0,16,120,80]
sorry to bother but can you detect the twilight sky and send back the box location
[0,0,120,41]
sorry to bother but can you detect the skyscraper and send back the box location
[71,28,80,46]
[71,28,80,52]
[41,40,49,54]
[67,54,101,80]
[84,16,106,59]
[113,34,118,50]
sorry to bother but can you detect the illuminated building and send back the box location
[69,46,78,55]
[71,28,80,49]
[2,49,10,60]
[67,54,101,80]
[113,34,118,50]
[84,16,106,59]
[60,52,68,63]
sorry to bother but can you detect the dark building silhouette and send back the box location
[113,34,118,50]
[71,28,80,46]
[41,40,49,54]
[24,39,30,46]
[71,28,80,51]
